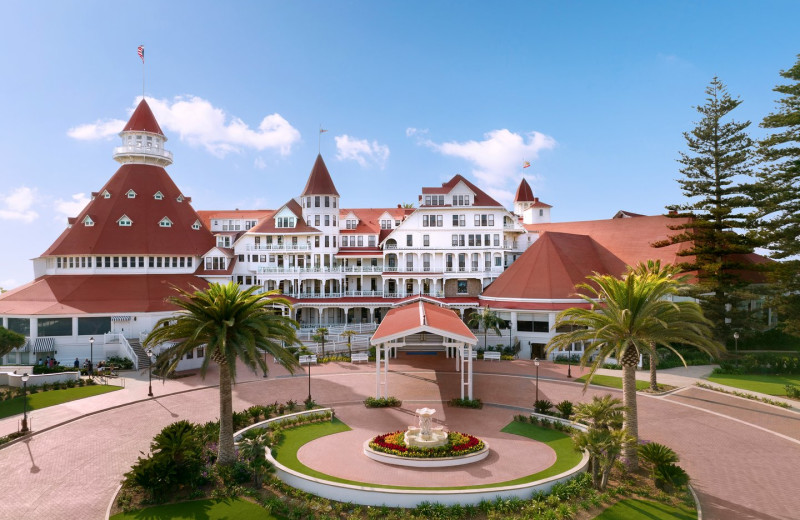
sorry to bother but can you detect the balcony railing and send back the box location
[112,145,173,161]
[257,266,346,274]
[247,244,310,251]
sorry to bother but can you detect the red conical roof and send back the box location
[301,155,339,196]
[514,178,535,202]
[122,99,165,137]
[43,164,215,256]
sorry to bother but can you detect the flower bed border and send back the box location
[363,439,490,467]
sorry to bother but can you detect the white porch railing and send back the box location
[247,244,311,251]
[104,332,139,370]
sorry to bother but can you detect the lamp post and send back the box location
[734,331,740,365]
[534,358,540,403]
[21,373,30,433]
[89,337,94,377]
[306,359,312,402]
[567,348,573,378]
[146,348,153,397]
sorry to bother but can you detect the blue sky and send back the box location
[1,1,798,289]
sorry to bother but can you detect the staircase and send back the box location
[128,339,151,369]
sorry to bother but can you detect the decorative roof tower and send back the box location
[112,99,173,167]
[513,177,552,224]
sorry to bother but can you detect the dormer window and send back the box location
[118,215,133,227]
[452,194,470,206]
[177,195,184,203]
[276,217,295,228]
[346,219,358,229]
[191,220,202,230]
[102,190,111,199]
[83,215,95,227]
[153,191,164,200]
[159,217,173,228]
[126,189,137,199]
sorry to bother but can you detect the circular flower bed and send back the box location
[369,430,485,458]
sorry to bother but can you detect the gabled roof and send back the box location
[338,207,412,234]
[371,301,477,345]
[301,154,339,196]
[42,164,215,256]
[248,199,320,235]
[0,275,209,315]
[613,210,645,219]
[122,99,165,137]
[514,178,535,202]
[421,174,502,207]
[481,232,626,301]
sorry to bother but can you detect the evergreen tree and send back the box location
[751,54,800,336]
[656,77,758,340]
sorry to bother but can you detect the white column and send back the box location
[468,343,474,400]
[384,344,390,397]
[375,344,381,398]
[460,344,465,399]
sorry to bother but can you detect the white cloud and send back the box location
[0,187,38,223]
[418,129,556,205]
[54,193,91,221]
[69,96,301,158]
[254,157,267,170]
[335,135,390,169]
[67,119,126,140]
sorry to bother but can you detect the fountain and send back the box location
[404,407,448,448]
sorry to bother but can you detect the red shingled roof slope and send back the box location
[372,301,476,343]
[514,178,535,202]
[122,99,165,136]
[421,174,502,207]
[482,232,626,300]
[42,164,216,256]
[0,275,209,315]
[301,154,339,196]
[196,209,274,230]
[248,199,321,235]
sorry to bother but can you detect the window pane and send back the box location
[7,318,30,336]
[78,317,111,336]
[38,318,72,337]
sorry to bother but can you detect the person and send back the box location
[44,356,50,367]
[74,357,79,369]
[87,359,93,376]
[37,358,43,365]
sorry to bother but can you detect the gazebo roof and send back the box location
[370,301,477,345]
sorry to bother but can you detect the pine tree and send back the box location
[751,54,800,336]
[656,77,758,340]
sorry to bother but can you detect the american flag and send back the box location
[137,45,144,63]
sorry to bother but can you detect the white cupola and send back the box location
[112,99,173,167]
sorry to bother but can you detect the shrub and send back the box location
[363,396,402,408]
[555,400,574,419]
[654,463,689,492]
[534,399,554,414]
[786,384,800,399]
[107,355,135,370]
[449,397,483,409]
[638,442,679,468]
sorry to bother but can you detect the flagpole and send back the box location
[319,125,322,154]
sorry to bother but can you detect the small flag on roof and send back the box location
[137,45,144,63]
[523,160,531,169]
[319,128,328,134]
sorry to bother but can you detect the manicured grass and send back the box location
[593,498,696,519]
[110,498,279,520]
[706,373,800,397]
[272,418,582,490]
[576,374,650,391]
[0,385,122,419]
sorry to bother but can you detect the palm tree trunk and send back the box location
[217,363,236,465]
[649,349,659,392]
[621,347,640,470]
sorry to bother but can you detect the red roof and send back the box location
[196,209,274,230]
[339,207,412,234]
[371,301,477,344]
[514,178,535,202]
[42,164,216,256]
[0,275,209,315]
[482,232,626,301]
[421,174,502,207]
[248,199,320,235]
[122,99,165,137]
[301,154,339,196]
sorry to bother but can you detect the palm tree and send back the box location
[312,327,329,357]
[342,329,357,358]
[144,282,300,466]
[467,307,502,350]
[572,395,630,490]
[546,263,722,470]
[572,394,625,431]
[0,326,26,357]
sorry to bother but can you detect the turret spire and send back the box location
[112,99,173,167]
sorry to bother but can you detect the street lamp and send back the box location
[534,357,540,403]
[89,337,94,377]
[567,348,573,378]
[306,359,312,402]
[146,348,154,397]
[734,331,740,365]
[21,373,30,433]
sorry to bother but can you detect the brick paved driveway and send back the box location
[0,358,797,520]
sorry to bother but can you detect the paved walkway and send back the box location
[0,358,797,520]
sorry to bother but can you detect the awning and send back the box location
[33,337,56,352]
[110,316,131,322]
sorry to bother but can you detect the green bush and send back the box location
[534,399,554,414]
[449,397,483,409]
[107,355,134,370]
[716,352,800,375]
[364,396,401,408]
[654,463,689,491]
[785,384,800,399]
[555,400,574,419]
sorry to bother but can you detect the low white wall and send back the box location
[0,371,81,388]
[269,450,589,508]
[233,408,334,442]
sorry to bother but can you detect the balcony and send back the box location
[257,266,344,275]
[247,244,311,251]
[112,145,173,165]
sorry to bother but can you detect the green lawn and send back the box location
[0,385,122,419]
[593,498,696,519]
[110,498,278,520]
[576,374,650,391]
[706,373,800,397]
[272,418,582,490]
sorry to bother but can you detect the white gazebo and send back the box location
[370,300,478,399]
